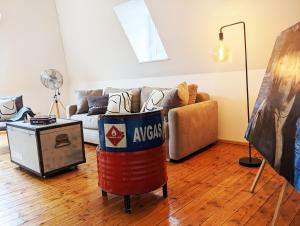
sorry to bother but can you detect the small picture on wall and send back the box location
[245,22,300,192]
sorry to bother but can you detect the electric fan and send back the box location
[40,69,65,117]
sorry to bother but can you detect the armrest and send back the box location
[168,100,218,160]
[66,104,77,118]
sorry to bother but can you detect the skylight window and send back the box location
[114,0,169,63]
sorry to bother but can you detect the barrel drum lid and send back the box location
[96,110,168,213]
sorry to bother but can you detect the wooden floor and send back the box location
[0,134,300,226]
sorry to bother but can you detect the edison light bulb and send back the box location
[214,41,230,63]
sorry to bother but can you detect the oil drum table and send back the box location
[97,110,168,213]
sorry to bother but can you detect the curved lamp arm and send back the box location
[218,21,250,123]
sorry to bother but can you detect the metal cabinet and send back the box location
[7,119,85,177]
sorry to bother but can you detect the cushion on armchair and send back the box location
[0,99,17,120]
[0,95,23,112]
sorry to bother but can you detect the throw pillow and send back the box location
[158,82,189,119]
[0,96,23,111]
[75,89,103,114]
[87,95,109,115]
[176,81,189,106]
[106,91,132,114]
[143,89,170,112]
[140,86,171,107]
[0,99,17,120]
[104,87,141,113]
[188,84,198,104]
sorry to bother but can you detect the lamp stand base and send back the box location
[239,157,262,168]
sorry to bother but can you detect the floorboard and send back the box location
[0,134,299,226]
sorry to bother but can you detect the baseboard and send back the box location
[218,139,248,146]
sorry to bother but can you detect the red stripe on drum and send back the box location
[97,145,167,196]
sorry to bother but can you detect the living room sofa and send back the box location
[66,87,218,160]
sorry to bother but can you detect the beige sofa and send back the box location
[66,91,218,160]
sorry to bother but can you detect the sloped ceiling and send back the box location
[56,0,300,81]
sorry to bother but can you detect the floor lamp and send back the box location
[216,21,262,167]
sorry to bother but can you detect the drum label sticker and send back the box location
[133,123,163,143]
[104,124,127,148]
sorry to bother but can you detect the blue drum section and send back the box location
[98,110,164,152]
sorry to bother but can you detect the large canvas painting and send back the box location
[245,22,300,192]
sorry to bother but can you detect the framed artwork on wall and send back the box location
[245,22,300,192]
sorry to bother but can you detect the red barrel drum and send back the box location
[97,110,168,213]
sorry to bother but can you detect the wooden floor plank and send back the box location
[290,208,300,226]
[244,181,294,226]
[0,134,299,226]
[223,174,281,226]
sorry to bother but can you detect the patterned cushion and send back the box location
[140,86,170,107]
[141,82,189,116]
[0,99,17,120]
[142,89,169,112]
[104,87,141,113]
[0,96,23,111]
[106,91,132,114]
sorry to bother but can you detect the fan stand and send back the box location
[48,91,65,118]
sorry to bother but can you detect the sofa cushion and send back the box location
[71,113,101,130]
[162,82,189,112]
[142,89,170,112]
[87,95,108,115]
[75,89,103,114]
[188,84,198,104]
[176,81,189,106]
[104,87,141,113]
[106,91,132,114]
[140,86,170,107]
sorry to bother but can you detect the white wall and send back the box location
[55,0,300,142]
[0,0,68,115]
